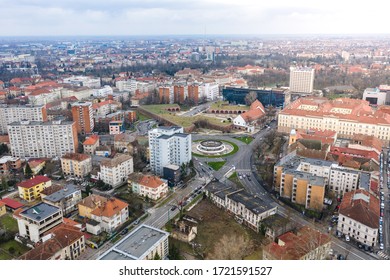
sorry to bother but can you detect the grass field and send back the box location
[137,112,152,121]
[0,240,30,259]
[210,101,249,111]
[0,214,18,233]
[235,136,253,144]
[140,104,231,128]
[207,161,226,171]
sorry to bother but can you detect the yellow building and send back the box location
[27,159,46,175]
[17,175,52,202]
[78,194,107,219]
[61,153,92,178]
[0,201,6,216]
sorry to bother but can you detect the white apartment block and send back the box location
[93,85,113,97]
[337,190,379,247]
[0,104,47,134]
[99,154,134,188]
[8,120,78,159]
[15,202,63,243]
[289,67,315,93]
[362,87,390,106]
[130,174,168,201]
[148,126,192,176]
[116,79,137,92]
[62,76,101,88]
[200,82,219,100]
[328,165,360,196]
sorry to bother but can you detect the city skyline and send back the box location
[2,0,390,36]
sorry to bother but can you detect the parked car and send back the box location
[345,235,350,242]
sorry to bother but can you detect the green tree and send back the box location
[153,252,161,260]
[1,177,8,191]
[24,163,33,177]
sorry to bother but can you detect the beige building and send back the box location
[289,67,315,94]
[83,135,99,155]
[278,97,390,142]
[129,173,168,201]
[61,153,92,178]
[99,154,133,188]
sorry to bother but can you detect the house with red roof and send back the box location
[17,175,52,202]
[83,135,100,155]
[0,198,24,212]
[128,173,168,200]
[263,226,331,260]
[337,189,380,247]
[233,99,266,132]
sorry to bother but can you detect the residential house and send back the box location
[0,201,6,216]
[41,184,82,216]
[17,175,52,202]
[19,224,85,260]
[233,99,266,132]
[99,154,133,188]
[61,152,92,178]
[337,189,380,247]
[0,156,21,175]
[263,226,331,260]
[129,173,168,201]
[78,194,107,219]
[83,135,99,155]
[89,197,129,233]
[27,159,46,175]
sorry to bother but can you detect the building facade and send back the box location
[289,67,315,94]
[14,202,63,243]
[278,97,390,142]
[8,120,78,158]
[0,104,47,134]
[17,175,52,202]
[83,135,99,155]
[99,154,134,187]
[71,101,94,134]
[337,189,379,247]
[148,126,192,176]
[41,184,82,215]
[61,153,92,178]
[129,174,168,201]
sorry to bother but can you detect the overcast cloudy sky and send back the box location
[1,0,390,36]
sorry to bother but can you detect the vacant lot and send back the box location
[0,214,18,233]
[0,240,30,260]
[185,200,265,260]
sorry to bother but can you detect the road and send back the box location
[381,148,390,256]
[181,102,213,117]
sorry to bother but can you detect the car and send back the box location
[380,243,384,250]
[134,219,140,225]
[121,228,128,235]
[381,202,385,208]
[357,242,363,249]
[170,205,177,211]
[329,249,334,255]
[247,176,251,181]
[337,254,345,260]
[345,235,350,242]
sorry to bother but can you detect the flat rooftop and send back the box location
[99,224,169,260]
[42,184,79,203]
[20,202,61,222]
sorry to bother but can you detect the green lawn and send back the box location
[0,214,18,233]
[210,101,249,111]
[137,112,152,121]
[192,140,239,158]
[0,240,30,259]
[235,136,253,144]
[207,161,226,171]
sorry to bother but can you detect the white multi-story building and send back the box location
[41,184,82,216]
[99,154,134,188]
[14,202,63,243]
[337,189,379,247]
[116,79,137,92]
[93,85,113,97]
[8,120,78,159]
[148,126,192,176]
[200,82,219,100]
[0,104,47,134]
[289,67,315,94]
[328,165,360,196]
[362,86,390,106]
[62,76,101,89]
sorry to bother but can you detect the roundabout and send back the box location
[192,139,238,158]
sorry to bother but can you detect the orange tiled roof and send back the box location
[239,99,265,122]
[61,152,91,162]
[138,175,165,189]
[83,135,99,145]
[90,198,128,218]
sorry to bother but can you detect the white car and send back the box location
[345,235,350,242]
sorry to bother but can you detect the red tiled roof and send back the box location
[83,135,99,145]
[240,99,265,122]
[339,189,380,228]
[61,153,91,162]
[0,198,24,209]
[17,176,51,189]
[90,198,128,218]
[138,175,165,189]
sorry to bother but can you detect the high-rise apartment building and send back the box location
[8,120,78,158]
[289,67,315,94]
[0,104,47,134]
[71,101,94,134]
[148,126,191,176]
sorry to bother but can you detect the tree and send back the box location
[153,252,161,260]
[244,91,257,105]
[207,233,253,260]
[1,177,8,191]
[24,163,33,177]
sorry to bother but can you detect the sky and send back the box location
[1,0,390,36]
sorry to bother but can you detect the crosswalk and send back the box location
[377,251,389,260]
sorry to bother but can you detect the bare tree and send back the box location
[207,233,253,260]
[244,91,257,105]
